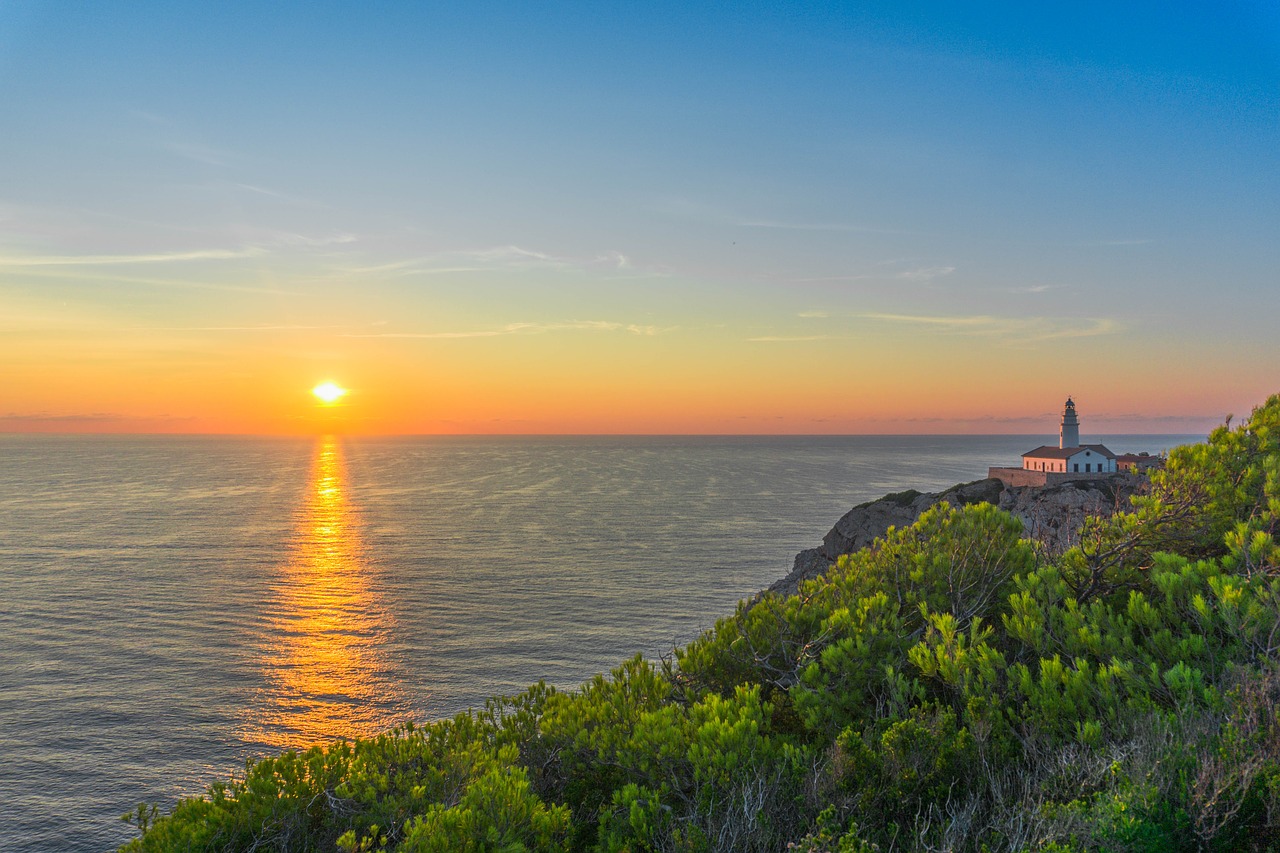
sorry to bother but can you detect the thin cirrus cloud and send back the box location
[342,245,634,278]
[0,247,266,266]
[255,231,359,248]
[155,138,231,167]
[781,311,1120,345]
[747,308,1121,345]
[738,219,907,235]
[854,312,1120,343]
[458,245,630,269]
[645,194,908,236]
[480,245,634,271]
[178,181,331,210]
[10,267,305,297]
[131,109,236,167]
[0,411,194,423]
[895,265,955,281]
[1084,239,1156,247]
[139,324,349,333]
[343,259,487,277]
[468,245,557,263]
[343,321,665,339]
[791,264,955,284]
[747,335,829,342]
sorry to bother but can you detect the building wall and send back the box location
[1065,448,1116,473]
[990,467,1137,488]
[990,467,1048,487]
[1024,449,1117,474]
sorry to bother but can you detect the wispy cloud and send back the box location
[1087,238,1155,246]
[0,411,196,425]
[1089,412,1220,424]
[1026,318,1121,341]
[791,262,955,284]
[158,138,231,165]
[132,109,235,167]
[645,194,908,236]
[340,244,637,279]
[344,259,486,276]
[344,320,668,339]
[474,245,638,271]
[748,335,829,342]
[471,245,557,263]
[232,182,289,199]
[0,247,265,266]
[797,310,829,319]
[740,219,906,234]
[160,180,336,216]
[855,312,1120,344]
[856,312,1005,329]
[1008,284,1056,294]
[2,411,132,422]
[10,267,303,296]
[895,265,954,281]
[161,140,231,166]
[261,231,359,248]
[142,324,347,333]
[790,274,876,283]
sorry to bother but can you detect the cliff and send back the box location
[769,473,1146,597]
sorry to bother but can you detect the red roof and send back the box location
[1022,444,1116,460]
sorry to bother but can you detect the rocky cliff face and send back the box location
[768,474,1145,597]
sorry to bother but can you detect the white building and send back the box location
[1022,398,1116,474]
[1021,444,1117,474]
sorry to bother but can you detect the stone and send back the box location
[766,474,1145,598]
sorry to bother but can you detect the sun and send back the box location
[312,382,349,405]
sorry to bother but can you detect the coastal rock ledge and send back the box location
[770,474,1145,598]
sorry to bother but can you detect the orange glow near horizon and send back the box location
[244,436,408,749]
[0,325,1258,436]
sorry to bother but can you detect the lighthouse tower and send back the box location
[1059,398,1080,449]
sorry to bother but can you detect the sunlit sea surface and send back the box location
[0,433,1197,852]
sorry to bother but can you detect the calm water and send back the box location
[0,434,1195,852]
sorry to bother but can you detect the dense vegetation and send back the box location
[122,396,1280,852]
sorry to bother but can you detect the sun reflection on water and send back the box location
[245,436,407,750]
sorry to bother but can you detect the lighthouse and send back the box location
[991,397,1120,483]
[1059,397,1080,449]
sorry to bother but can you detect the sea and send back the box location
[0,433,1197,852]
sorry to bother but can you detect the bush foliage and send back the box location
[122,395,1280,852]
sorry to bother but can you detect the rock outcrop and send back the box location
[768,474,1145,597]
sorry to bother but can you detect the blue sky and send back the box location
[1,2,1277,432]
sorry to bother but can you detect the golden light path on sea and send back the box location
[245,436,405,750]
